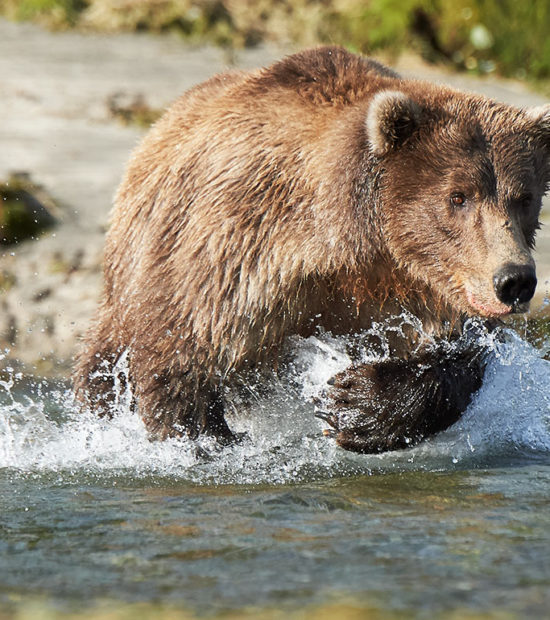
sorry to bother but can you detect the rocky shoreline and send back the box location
[1,18,549,376]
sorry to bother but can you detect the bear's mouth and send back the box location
[465,288,513,317]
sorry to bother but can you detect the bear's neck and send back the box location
[328,254,463,340]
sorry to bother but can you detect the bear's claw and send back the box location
[317,340,488,454]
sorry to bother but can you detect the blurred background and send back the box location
[1,0,549,375]
[2,0,550,86]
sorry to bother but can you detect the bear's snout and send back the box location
[493,264,537,308]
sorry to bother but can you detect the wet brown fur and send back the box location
[73,47,550,446]
[316,338,487,453]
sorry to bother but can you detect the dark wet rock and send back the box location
[0,172,57,245]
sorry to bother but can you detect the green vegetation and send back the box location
[1,0,549,86]
[1,0,86,27]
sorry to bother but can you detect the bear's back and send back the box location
[163,46,401,123]
[254,46,400,106]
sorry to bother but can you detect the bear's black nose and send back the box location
[493,264,537,306]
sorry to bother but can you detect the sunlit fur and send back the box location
[73,47,550,442]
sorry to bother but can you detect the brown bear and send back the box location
[73,47,550,453]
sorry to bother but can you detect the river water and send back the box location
[1,326,550,619]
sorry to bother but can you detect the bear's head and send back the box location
[367,89,550,318]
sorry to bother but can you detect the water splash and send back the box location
[0,324,549,484]
[424,329,550,462]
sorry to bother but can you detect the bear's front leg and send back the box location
[316,342,487,454]
[134,368,238,445]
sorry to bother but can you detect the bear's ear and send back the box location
[366,90,422,156]
[526,103,550,148]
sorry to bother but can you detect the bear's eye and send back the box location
[517,193,533,208]
[450,192,467,207]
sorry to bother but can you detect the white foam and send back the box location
[422,331,550,461]
[0,326,549,484]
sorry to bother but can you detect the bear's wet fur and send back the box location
[73,47,550,453]
[316,336,487,453]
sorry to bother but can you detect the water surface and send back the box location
[1,327,550,618]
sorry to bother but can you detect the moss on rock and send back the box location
[0,172,58,245]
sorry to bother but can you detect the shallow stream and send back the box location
[1,326,550,618]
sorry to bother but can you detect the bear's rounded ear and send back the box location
[366,90,422,156]
[526,103,550,148]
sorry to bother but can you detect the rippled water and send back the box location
[1,326,550,618]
